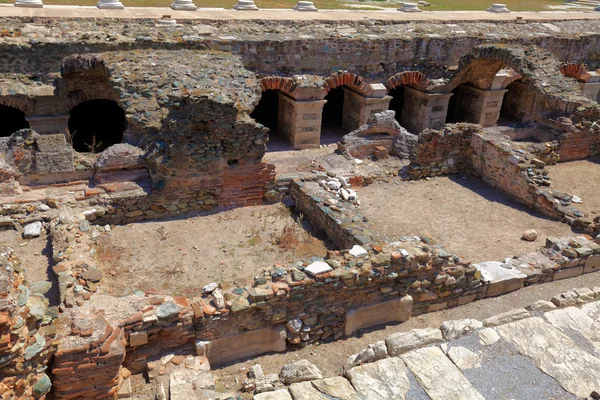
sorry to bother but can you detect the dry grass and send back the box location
[0,0,564,11]
[274,221,300,250]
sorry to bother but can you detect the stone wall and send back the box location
[0,247,55,399]
[407,123,479,179]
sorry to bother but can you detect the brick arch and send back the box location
[0,96,35,116]
[58,54,121,110]
[443,45,550,93]
[322,72,373,97]
[60,54,110,77]
[385,71,429,91]
[258,76,301,99]
[560,63,591,83]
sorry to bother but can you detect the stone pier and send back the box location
[579,72,600,102]
[342,85,392,132]
[401,87,453,133]
[452,84,508,127]
[278,94,326,149]
[26,114,69,135]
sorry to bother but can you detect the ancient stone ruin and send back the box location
[1,9,600,400]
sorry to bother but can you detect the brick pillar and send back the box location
[341,87,392,132]
[401,86,453,133]
[26,114,70,135]
[452,84,508,127]
[277,94,326,149]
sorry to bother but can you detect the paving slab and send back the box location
[451,331,578,400]
[401,346,485,400]
[496,316,600,398]
[344,357,410,400]
[544,306,600,351]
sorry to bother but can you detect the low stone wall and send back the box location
[407,123,478,179]
[290,179,374,249]
[0,247,55,399]
[406,124,599,234]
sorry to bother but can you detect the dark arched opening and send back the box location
[322,87,344,128]
[499,79,532,124]
[251,90,279,132]
[321,87,347,144]
[445,86,462,123]
[0,104,29,137]
[68,99,126,153]
[388,87,405,124]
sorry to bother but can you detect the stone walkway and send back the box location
[1,5,600,22]
[253,289,600,400]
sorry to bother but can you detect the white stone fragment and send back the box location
[478,327,500,345]
[14,0,43,7]
[202,283,218,294]
[487,3,510,12]
[171,0,197,10]
[398,2,422,12]
[304,261,332,276]
[293,1,318,11]
[440,319,483,340]
[97,0,124,9]
[327,180,342,191]
[233,0,259,10]
[23,221,42,238]
[349,245,368,258]
[447,346,481,370]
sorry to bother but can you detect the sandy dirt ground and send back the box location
[357,175,576,263]
[213,271,600,393]
[94,204,329,297]
[546,157,600,218]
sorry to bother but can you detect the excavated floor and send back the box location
[356,175,576,263]
[546,157,600,218]
[92,203,331,298]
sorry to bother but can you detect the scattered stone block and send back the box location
[305,261,333,276]
[289,381,328,400]
[475,261,526,297]
[522,229,538,241]
[478,327,500,345]
[311,377,359,400]
[344,341,388,370]
[440,319,483,340]
[349,245,368,257]
[280,359,323,384]
[386,327,443,356]
[526,300,556,313]
[484,308,530,327]
[249,364,264,379]
[447,346,481,370]
[23,221,42,238]
[254,389,292,400]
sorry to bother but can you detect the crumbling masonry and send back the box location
[1,15,600,400]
